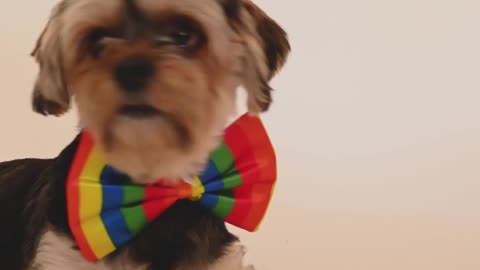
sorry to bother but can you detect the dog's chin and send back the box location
[92,111,219,185]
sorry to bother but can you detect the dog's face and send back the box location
[31,0,290,183]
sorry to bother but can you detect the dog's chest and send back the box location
[30,230,251,270]
[31,231,148,270]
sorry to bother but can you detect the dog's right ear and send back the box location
[221,0,291,114]
[31,2,70,116]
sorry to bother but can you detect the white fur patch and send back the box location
[30,231,148,270]
[31,231,253,270]
[31,231,110,270]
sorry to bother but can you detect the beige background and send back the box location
[1,0,480,269]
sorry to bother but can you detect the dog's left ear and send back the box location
[31,2,70,116]
[224,0,291,114]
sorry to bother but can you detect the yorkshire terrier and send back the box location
[0,0,290,269]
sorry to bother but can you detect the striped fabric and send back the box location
[66,114,277,262]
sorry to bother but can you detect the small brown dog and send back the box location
[0,0,289,269]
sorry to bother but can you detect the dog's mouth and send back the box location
[119,104,162,118]
[116,104,192,148]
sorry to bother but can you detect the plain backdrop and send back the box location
[1,1,480,269]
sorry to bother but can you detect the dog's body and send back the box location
[1,0,289,269]
[0,136,242,270]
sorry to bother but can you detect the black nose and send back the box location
[114,57,154,93]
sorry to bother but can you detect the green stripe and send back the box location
[221,173,243,190]
[210,143,234,174]
[121,186,147,234]
[122,186,145,205]
[206,143,238,218]
[212,194,235,219]
[210,142,243,188]
[120,205,148,235]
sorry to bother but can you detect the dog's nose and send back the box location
[114,57,154,93]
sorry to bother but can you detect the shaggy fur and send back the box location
[0,136,238,270]
[0,0,290,269]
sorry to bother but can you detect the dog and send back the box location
[0,0,290,269]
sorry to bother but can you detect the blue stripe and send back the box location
[100,166,132,248]
[101,210,133,248]
[199,194,220,209]
[198,160,220,184]
[101,186,124,210]
[101,167,124,211]
[100,166,123,184]
[203,181,225,193]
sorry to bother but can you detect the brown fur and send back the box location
[16,0,291,269]
[32,0,290,184]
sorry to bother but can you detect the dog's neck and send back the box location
[21,132,240,270]
[46,133,84,235]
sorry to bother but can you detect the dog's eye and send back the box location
[86,29,109,57]
[154,19,205,51]
[170,30,199,48]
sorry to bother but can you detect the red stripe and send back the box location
[227,115,276,231]
[66,132,98,261]
[241,116,277,231]
[223,115,265,229]
[241,183,275,231]
[141,199,178,223]
[142,183,192,222]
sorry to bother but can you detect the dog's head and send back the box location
[31,0,290,183]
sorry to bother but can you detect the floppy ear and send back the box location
[31,2,70,116]
[231,0,291,114]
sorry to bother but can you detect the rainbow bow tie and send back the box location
[66,114,277,262]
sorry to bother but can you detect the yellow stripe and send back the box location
[79,148,105,219]
[78,148,115,258]
[81,216,116,259]
[191,176,205,201]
